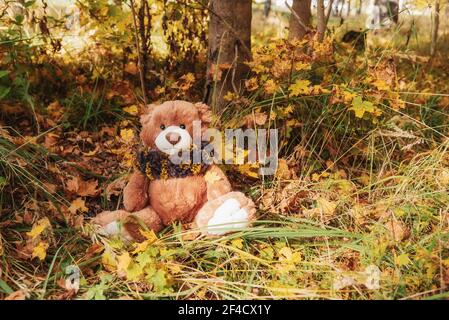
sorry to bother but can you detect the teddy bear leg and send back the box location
[194,191,256,237]
[123,171,148,212]
[93,206,163,241]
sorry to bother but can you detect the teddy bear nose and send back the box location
[166,132,181,145]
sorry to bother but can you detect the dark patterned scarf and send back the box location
[136,143,212,180]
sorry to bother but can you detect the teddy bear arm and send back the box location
[123,171,149,212]
[205,165,232,201]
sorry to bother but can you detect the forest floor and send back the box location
[1,11,449,300]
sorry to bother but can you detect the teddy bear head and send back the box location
[139,100,212,155]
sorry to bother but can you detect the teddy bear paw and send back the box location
[195,192,256,236]
[92,210,128,237]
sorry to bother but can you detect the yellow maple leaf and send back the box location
[132,230,158,254]
[120,128,134,143]
[349,96,375,118]
[278,247,301,262]
[117,252,131,274]
[168,263,182,274]
[230,238,244,249]
[264,79,278,94]
[181,72,195,83]
[132,240,150,254]
[395,253,411,267]
[223,91,238,102]
[101,249,117,271]
[372,79,389,91]
[342,90,356,102]
[27,218,51,239]
[289,79,311,96]
[68,198,88,215]
[294,62,311,71]
[32,241,49,261]
[282,105,294,116]
[123,105,138,115]
[140,229,158,242]
[204,171,221,184]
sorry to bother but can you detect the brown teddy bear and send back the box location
[93,100,256,241]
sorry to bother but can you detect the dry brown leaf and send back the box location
[384,218,409,242]
[43,182,57,194]
[303,197,337,220]
[5,290,27,300]
[66,176,99,197]
[275,158,292,180]
[68,198,89,215]
[124,62,139,75]
[243,111,267,127]
[105,176,128,199]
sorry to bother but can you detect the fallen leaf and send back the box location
[68,198,88,215]
[66,176,99,197]
[289,79,311,96]
[120,128,134,143]
[303,197,337,220]
[275,158,291,179]
[123,105,138,115]
[117,252,131,275]
[5,290,27,300]
[384,218,409,242]
[395,253,411,267]
[32,241,49,261]
[230,238,244,249]
[124,62,139,75]
[27,218,51,239]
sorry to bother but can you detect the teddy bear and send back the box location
[93,100,256,241]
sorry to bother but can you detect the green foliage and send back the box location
[62,89,125,130]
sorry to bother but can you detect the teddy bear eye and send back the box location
[179,124,186,129]
[160,124,166,130]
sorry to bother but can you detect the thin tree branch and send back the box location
[325,0,334,26]
[129,0,148,107]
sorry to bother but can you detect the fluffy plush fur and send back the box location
[93,100,256,241]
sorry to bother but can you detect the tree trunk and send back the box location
[357,0,362,15]
[206,0,252,111]
[317,0,326,42]
[388,0,399,24]
[288,0,312,40]
[430,0,440,56]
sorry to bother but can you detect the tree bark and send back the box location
[430,0,440,56]
[206,0,252,111]
[356,0,362,15]
[317,0,326,42]
[288,0,312,40]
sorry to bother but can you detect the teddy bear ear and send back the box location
[194,102,213,124]
[140,103,157,125]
